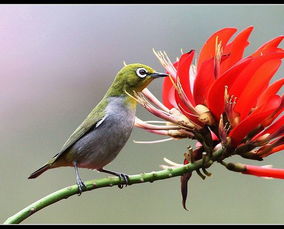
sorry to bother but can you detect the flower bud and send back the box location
[169,108,196,128]
[195,104,215,125]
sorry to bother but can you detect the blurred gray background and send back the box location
[1,4,284,224]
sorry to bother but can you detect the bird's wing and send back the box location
[51,102,107,162]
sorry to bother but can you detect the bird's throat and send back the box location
[124,94,137,111]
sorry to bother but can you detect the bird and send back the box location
[28,63,168,194]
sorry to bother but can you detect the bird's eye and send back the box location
[136,68,148,78]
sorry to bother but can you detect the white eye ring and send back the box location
[136,68,148,78]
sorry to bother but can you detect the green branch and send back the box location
[3,148,225,224]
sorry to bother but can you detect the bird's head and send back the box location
[108,63,168,97]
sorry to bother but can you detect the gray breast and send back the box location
[70,96,136,169]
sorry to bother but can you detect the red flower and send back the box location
[133,26,283,210]
[158,26,283,163]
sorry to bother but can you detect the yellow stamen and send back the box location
[124,89,140,103]
[169,74,178,90]
[153,49,177,77]
[215,36,223,62]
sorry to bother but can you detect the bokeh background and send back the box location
[1,4,284,224]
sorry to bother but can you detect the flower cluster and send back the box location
[132,26,283,209]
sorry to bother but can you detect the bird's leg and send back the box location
[98,168,130,189]
[73,161,87,195]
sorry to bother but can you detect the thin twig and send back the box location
[3,148,225,224]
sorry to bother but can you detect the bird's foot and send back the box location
[73,161,87,195]
[76,177,87,195]
[98,168,130,189]
[116,173,130,189]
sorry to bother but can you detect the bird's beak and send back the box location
[149,72,169,78]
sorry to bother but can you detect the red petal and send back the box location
[271,145,284,154]
[162,77,178,109]
[254,115,284,140]
[251,36,284,57]
[197,28,237,71]
[234,59,282,120]
[229,53,284,99]
[229,95,281,146]
[260,96,284,127]
[243,165,284,179]
[220,26,254,74]
[257,78,284,107]
[229,52,284,120]
[174,51,198,118]
[193,58,215,105]
[229,111,275,146]
[162,62,179,109]
[264,115,284,135]
[207,57,253,120]
[176,50,195,106]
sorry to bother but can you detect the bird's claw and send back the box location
[76,178,87,195]
[98,168,130,189]
[117,173,130,189]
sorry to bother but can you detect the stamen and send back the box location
[224,85,229,103]
[133,138,174,144]
[135,91,172,118]
[163,157,183,167]
[178,104,199,118]
[127,90,172,123]
[160,157,183,169]
[130,85,198,131]
[138,91,197,130]
[124,89,141,103]
[144,120,171,124]
[153,49,177,77]
[214,37,223,78]
[168,73,178,89]
[141,129,172,136]
[223,86,240,128]
[215,36,223,63]
[142,88,170,112]
[218,114,226,143]
[224,122,231,134]
[175,77,198,114]
[134,117,181,130]
[189,64,197,93]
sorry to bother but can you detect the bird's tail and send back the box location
[28,163,51,179]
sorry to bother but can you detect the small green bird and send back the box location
[28,63,168,193]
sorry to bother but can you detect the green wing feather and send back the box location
[51,99,108,162]
[28,102,107,179]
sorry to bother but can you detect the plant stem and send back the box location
[3,148,224,224]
